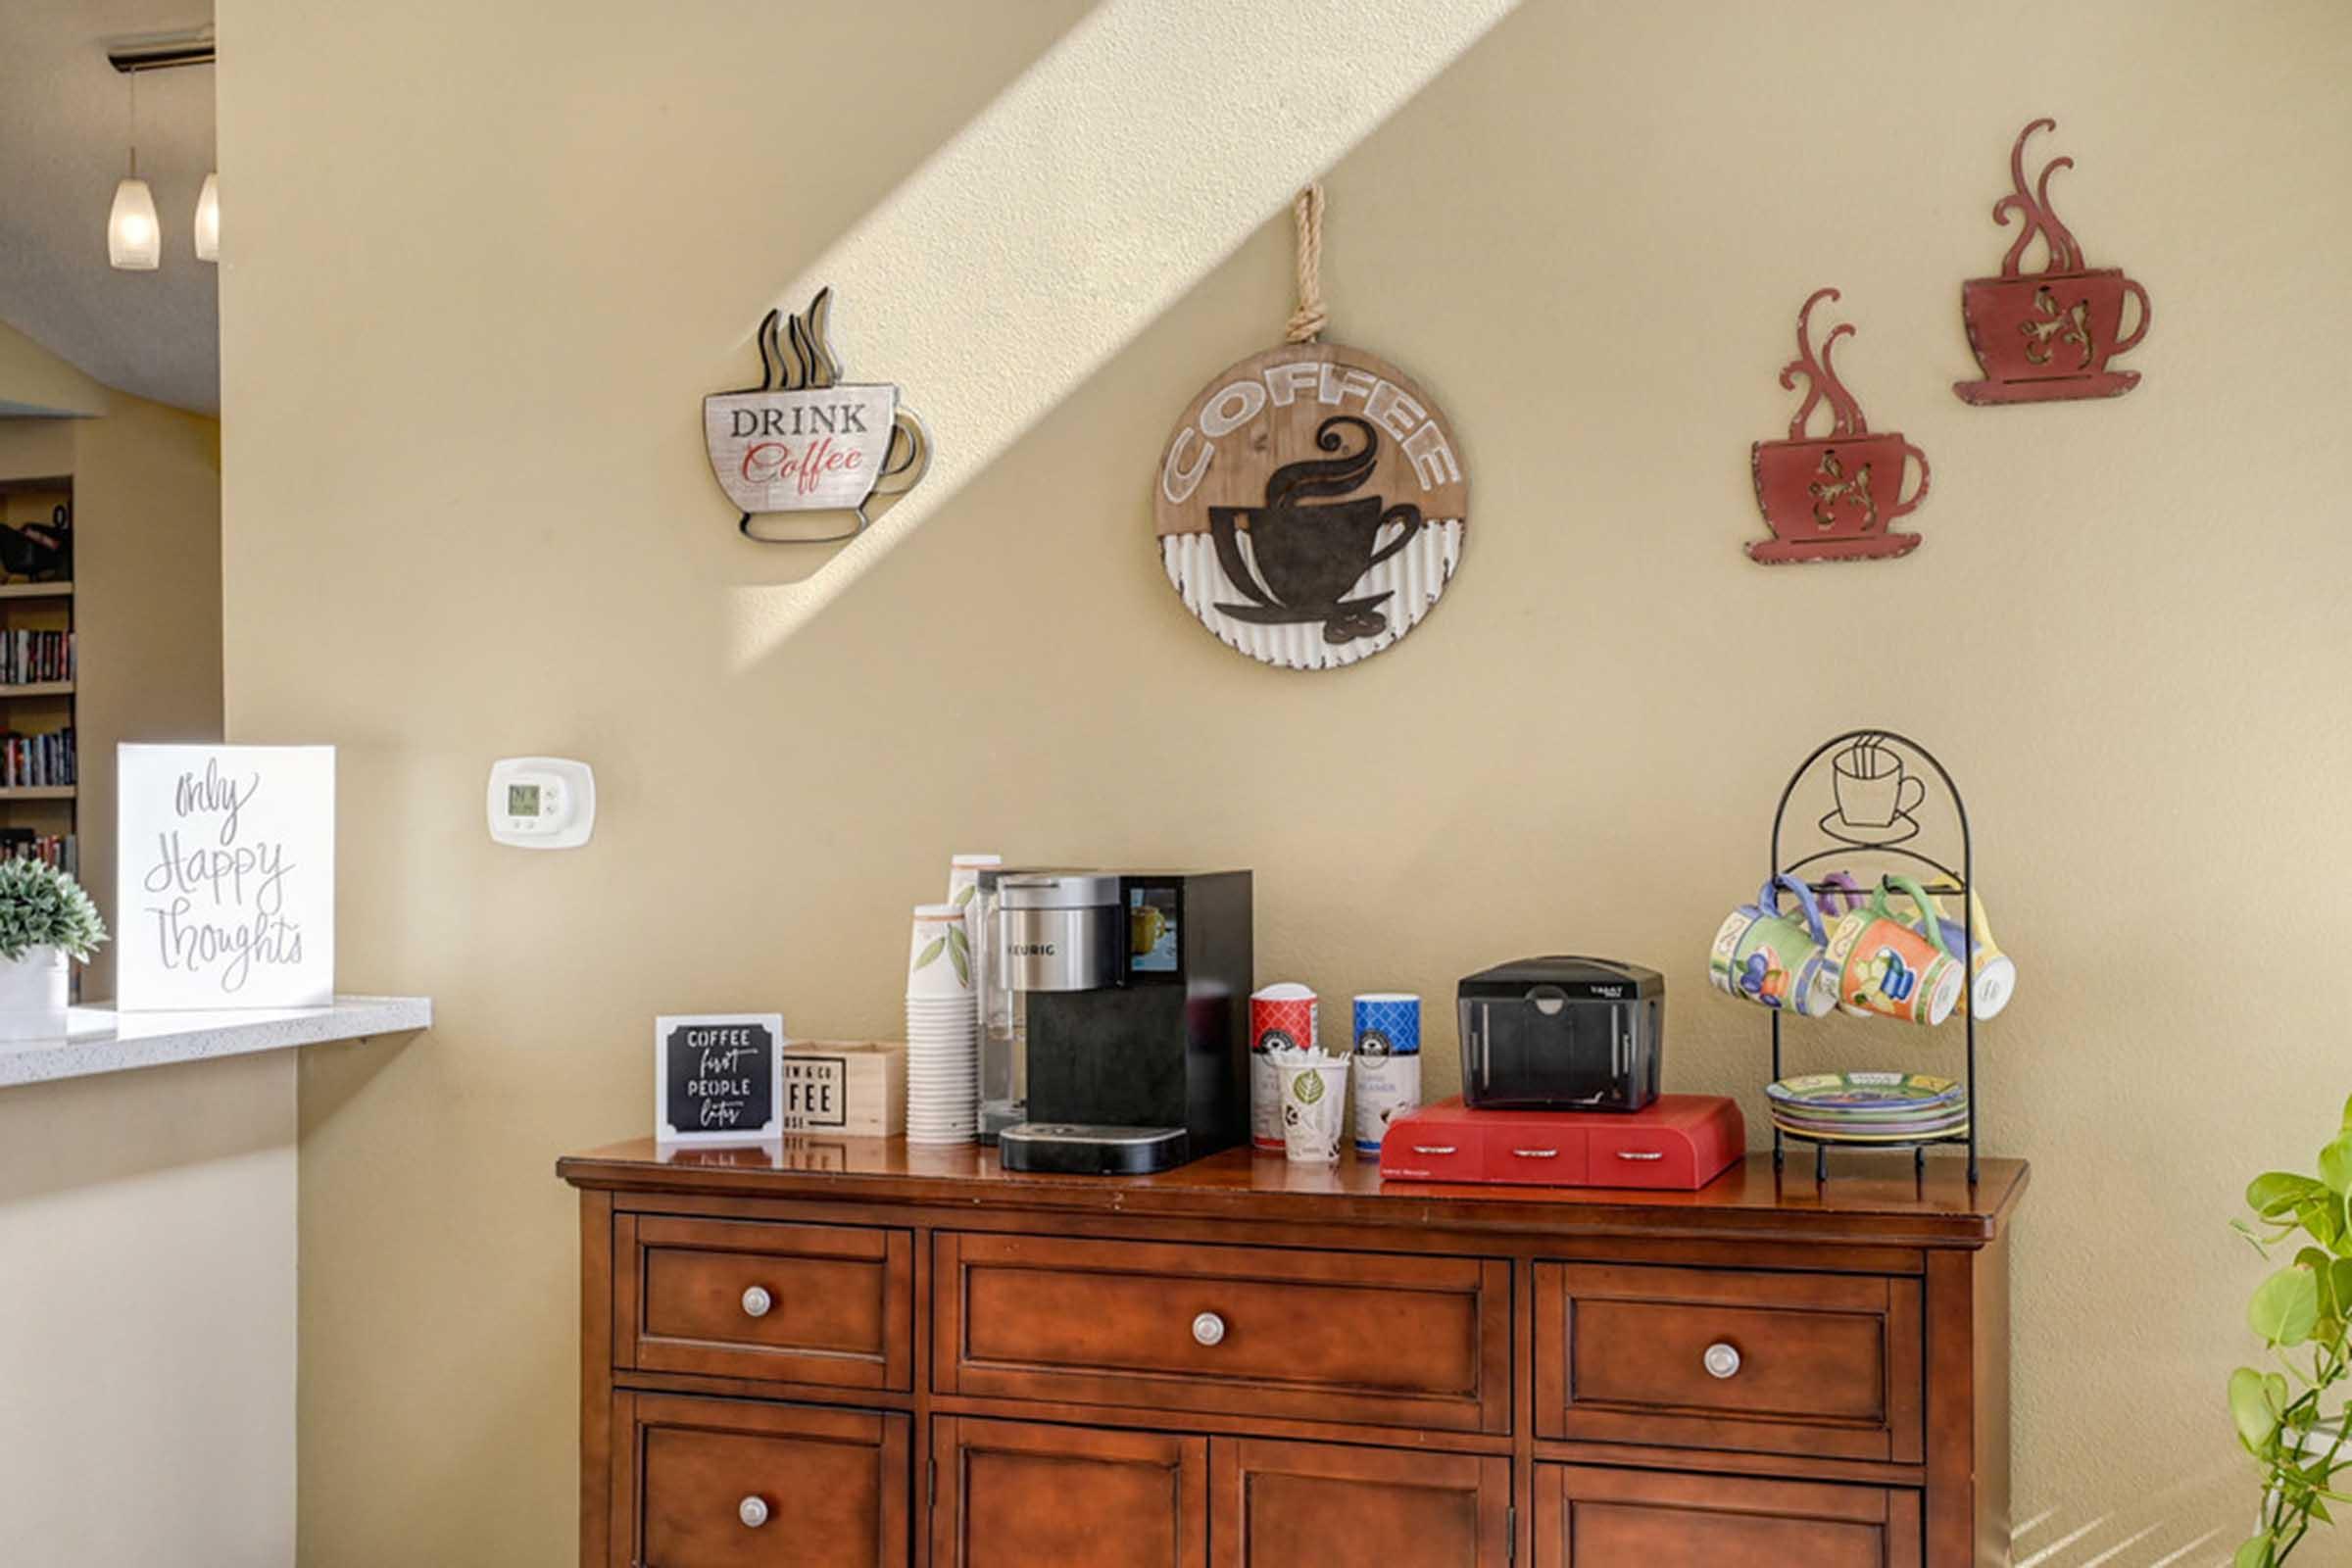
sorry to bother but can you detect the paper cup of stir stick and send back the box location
[1273,1048,1350,1165]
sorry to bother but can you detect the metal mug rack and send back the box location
[1766,728,1982,1185]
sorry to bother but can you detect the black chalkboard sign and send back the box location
[655,1013,784,1146]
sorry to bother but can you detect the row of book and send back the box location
[1,832,77,876]
[0,629,74,687]
[0,728,74,790]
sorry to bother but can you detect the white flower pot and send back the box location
[0,945,70,1041]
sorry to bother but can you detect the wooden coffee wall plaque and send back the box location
[1153,342,1469,671]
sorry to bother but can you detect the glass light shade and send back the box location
[193,172,220,263]
[108,177,161,270]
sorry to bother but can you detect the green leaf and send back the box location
[2321,1133,2352,1198]
[946,925,970,960]
[2236,1534,2274,1568]
[2235,1367,2283,1452]
[912,937,945,971]
[953,884,976,908]
[2341,1092,2352,1134]
[2251,1265,2323,1347]
[2252,1173,2326,1217]
[949,941,970,988]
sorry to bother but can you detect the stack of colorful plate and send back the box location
[1766,1072,1968,1144]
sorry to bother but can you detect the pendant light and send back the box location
[193,173,219,263]
[108,69,159,270]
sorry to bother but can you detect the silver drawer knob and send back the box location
[1703,1342,1742,1380]
[1192,1311,1226,1348]
[741,1286,772,1319]
[738,1494,769,1529]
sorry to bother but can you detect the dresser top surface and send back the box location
[559,1138,2028,1247]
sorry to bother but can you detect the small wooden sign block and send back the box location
[779,1040,905,1138]
[1153,341,1469,671]
[655,1013,785,1147]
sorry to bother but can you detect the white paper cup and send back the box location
[1277,1054,1350,1165]
[907,904,974,999]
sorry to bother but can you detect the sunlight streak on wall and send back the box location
[724,0,1518,668]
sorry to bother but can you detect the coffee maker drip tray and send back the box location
[999,1123,1190,1176]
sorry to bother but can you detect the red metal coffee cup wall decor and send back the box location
[1954,119,2152,406]
[704,287,932,543]
[1747,288,1931,566]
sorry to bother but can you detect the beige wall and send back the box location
[216,0,2352,1562]
[0,318,104,416]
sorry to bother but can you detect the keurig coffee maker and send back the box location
[993,870,1251,1175]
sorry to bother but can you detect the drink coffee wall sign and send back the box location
[117,744,335,1008]
[1154,342,1469,670]
[705,287,931,543]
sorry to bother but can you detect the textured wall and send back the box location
[216,0,2352,1562]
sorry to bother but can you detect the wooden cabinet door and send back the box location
[932,1417,1207,1568]
[612,1392,906,1567]
[1535,1465,1921,1567]
[1209,1438,1511,1567]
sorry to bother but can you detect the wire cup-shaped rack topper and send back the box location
[1765,730,1986,1184]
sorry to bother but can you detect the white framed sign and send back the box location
[118,744,335,1010]
[656,1013,786,1146]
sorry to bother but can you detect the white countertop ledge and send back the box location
[0,995,433,1088]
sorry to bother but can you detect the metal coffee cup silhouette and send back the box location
[1747,289,1931,564]
[1208,415,1427,644]
[1954,119,2152,405]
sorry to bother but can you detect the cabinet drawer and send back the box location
[611,1392,908,1568]
[935,1233,1510,1434]
[1213,1438,1512,1566]
[1534,1263,1921,1462]
[617,1215,912,1390]
[1535,1464,1921,1567]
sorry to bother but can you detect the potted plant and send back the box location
[2230,1093,2352,1566]
[0,858,106,1040]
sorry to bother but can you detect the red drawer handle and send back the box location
[1510,1148,1560,1159]
[1412,1145,1458,1155]
[1615,1151,1665,1161]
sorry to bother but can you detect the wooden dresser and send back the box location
[559,1139,2026,1567]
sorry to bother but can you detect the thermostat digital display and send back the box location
[487,758,595,849]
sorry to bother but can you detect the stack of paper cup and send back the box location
[906,903,977,1144]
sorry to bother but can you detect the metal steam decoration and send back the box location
[1747,288,1932,565]
[1955,119,2152,405]
[1154,186,1468,670]
[704,288,931,543]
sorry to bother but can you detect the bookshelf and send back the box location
[0,474,77,880]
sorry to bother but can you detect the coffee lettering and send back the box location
[1161,426,1211,504]
[1263,361,1320,407]
[1200,380,1267,437]
[1403,421,1461,488]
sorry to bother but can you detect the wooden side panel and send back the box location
[1925,1241,2011,1567]
[1536,1464,1921,1568]
[579,1193,613,1568]
[933,1416,1206,1568]
[1210,1438,1512,1567]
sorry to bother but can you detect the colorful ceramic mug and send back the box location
[1825,875,1964,1026]
[1709,875,1839,1017]
[1910,889,2017,1020]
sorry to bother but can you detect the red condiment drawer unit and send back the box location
[1373,1100,1489,1183]
[1379,1096,1744,1192]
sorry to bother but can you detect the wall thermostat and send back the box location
[487,757,595,849]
